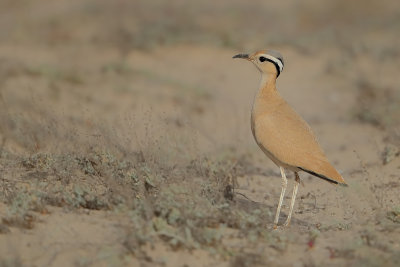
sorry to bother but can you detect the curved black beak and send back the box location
[232,53,249,59]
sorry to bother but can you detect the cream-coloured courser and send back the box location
[233,50,346,228]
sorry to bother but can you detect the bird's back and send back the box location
[251,90,345,184]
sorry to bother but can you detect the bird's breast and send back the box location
[251,103,275,156]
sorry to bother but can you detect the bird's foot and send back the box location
[273,224,287,231]
[272,221,291,230]
[282,220,291,228]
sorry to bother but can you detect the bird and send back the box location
[233,50,346,228]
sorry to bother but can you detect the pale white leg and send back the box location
[283,172,300,227]
[273,167,287,228]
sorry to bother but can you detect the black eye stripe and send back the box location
[259,56,283,67]
[258,56,282,77]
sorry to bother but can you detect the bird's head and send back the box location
[233,50,284,78]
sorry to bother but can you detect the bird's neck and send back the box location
[257,73,277,98]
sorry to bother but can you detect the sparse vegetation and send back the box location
[0,0,399,266]
[354,79,400,129]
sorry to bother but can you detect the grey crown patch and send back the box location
[268,50,284,67]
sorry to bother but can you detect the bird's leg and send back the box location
[273,167,288,229]
[283,172,301,227]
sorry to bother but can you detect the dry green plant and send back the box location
[0,257,23,267]
[2,192,46,229]
[354,79,400,129]
[230,251,265,267]
[386,207,400,223]
[381,145,400,165]
[120,152,276,255]
[1,115,274,253]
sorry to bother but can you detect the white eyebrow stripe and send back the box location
[262,54,284,72]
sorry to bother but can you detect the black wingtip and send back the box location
[298,167,347,186]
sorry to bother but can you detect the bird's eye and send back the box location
[259,56,267,62]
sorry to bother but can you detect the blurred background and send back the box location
[1,0,399,52]
[0,0,399,266]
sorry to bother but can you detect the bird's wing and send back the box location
[253,101,345,184]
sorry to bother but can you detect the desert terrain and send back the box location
[0,0,399,266]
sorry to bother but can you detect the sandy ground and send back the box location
[0,0,400,266]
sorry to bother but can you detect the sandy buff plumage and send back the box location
[233,50,346,228]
